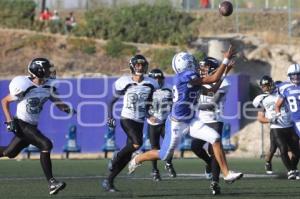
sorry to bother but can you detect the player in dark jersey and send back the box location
[1,58,75,195]
[147,68,176,181]
[102,55,159,192]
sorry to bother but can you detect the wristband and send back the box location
[222,58,229,65]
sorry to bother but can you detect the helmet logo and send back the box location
[34,60,46,67]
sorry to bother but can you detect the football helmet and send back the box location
[28,58,54,79]
[199,57,219,77]
[172,52,198,74]
[149,68,164,88]
[129,55,148,76]
[259,75,275,94]
[287,64,300,85]
[148,68,164,79]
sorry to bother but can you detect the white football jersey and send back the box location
[114,75,159,123]
[196,79,230,123]
[9,76,56,125]
[253,92,292,129]
[147,85,172,125]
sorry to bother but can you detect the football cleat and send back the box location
[152,170,162,182]
[288,170,296,180]
[128,154,141,174]
[265,162,273,175]
[48,178,66,195]
[294,170,300,180]
[205,164,212,180]
[210,181,221,195]
[223,171,243,184]
[101,179,118,192]
[165,163,177,178]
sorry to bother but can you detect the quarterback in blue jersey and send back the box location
[128,46,243,185]
[276,64,300,137]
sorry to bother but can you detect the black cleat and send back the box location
[152,170,161,182]
[165,163,176,178]
[48,178,66,195]
[101,179,118,192]
[265,162,273,174]
[210,181,221,195]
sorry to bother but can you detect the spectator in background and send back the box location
[51,10,60,21]
[39,8,52,21]
[65,12,77,33]
[200,0,210,8]
[50,10,62,33]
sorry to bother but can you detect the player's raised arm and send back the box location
[191,45,236,86]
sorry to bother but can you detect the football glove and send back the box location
[64,107,77,115]
[107,118,116,128]
[4,120,17,133]
[269,113,281,124]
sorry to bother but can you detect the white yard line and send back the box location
[0,173,278,181]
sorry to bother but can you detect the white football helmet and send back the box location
[172,52,198,74]
[287,64,300,84]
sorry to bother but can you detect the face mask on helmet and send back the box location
[45,64,56,79]
[199,57,219,77]
[259,75,275,94]
[129,55,148,76]
[287,64,300,85]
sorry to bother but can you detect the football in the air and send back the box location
[219,1,233,17]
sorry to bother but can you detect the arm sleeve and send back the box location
[107,95,120,118]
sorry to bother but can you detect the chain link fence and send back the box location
[31,0,300,38]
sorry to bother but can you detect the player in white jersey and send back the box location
[1,58,76,195]
[147,68,175,181]
[190,57,232,195]
[128,46,243,187]
[102,55,159,192]
[253,75,299,179]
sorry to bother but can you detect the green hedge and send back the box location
[75,3,197,45]
[0,0,36,28]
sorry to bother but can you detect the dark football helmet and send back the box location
[259,75,275,94]
[149,68,165,88]
[129,55,148,76]
[28,58,54,79]
[199,57,219,77]
[148,68,164,79]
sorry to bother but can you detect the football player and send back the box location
[190,56,233,195]
[253,75,299,179]
[263,80,282,175]
[147,68,176,181]
[128,46,243,185]
[102,55,159,192]
[1,58,75,195]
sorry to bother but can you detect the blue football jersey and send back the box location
[279,82,300,121]
[171,70,200,122]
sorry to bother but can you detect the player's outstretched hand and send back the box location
[107,118,116,128]
[224,45,236,60]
